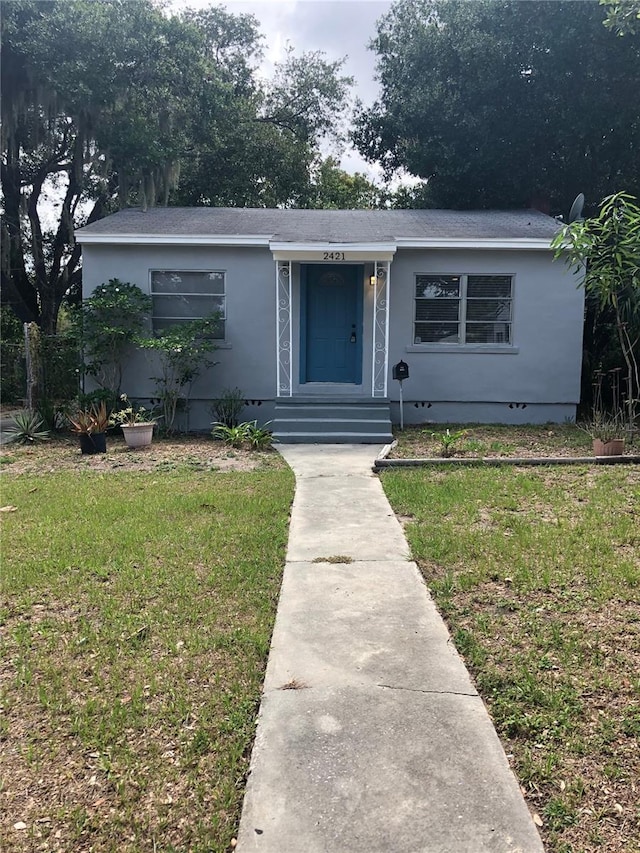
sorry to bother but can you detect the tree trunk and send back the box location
[0,155,40,323]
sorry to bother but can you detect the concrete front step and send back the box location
[275,432,393,444]
[273,398,393,444]
[275,404,391,417]
[275,418,392,431]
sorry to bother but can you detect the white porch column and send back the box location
[276,260,293,397]
[371,260,390,397]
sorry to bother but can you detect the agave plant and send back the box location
[5,410,51,444]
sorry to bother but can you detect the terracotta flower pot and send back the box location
[592,438,625,456]
[121,423,155,448]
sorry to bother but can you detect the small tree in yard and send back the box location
[553,192,640,429]
[141,317,219,433]
[75,280,152,401]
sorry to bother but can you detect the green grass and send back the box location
[0,466,294,852]
[381,464,640,853]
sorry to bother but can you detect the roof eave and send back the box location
[395,237,554,250]
[75,234,555,250]
[74,233,272,246]
[269,241,398,253]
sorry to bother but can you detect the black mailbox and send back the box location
[393,360,409,381]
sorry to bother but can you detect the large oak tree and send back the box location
[353,0,640,214]
[1,1,352,332]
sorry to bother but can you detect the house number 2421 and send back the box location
[323,251,346,261]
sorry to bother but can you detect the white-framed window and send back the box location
[414,274,513,345]
[151,270,226,339]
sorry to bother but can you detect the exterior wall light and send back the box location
[369,275,377,286]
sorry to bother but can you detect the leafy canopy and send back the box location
[304,157,385,210]
[354,0,640,213]
[553,193,640,325]
[601,0,640,34]
[74,279,152,397]
[1,1,353,331]
[553,192,640,423]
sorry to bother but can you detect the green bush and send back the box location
[74,280,152,396]
[212,387,245,428]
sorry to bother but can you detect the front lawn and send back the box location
[382,464,640,853]
[1,455,294,852]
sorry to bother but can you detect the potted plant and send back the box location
[580,411,626,456]
[109,394,158,448]
[69,402,109,454]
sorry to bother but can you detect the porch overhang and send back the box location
[270,242,396,262]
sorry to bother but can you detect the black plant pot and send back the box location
[79,432,107,455]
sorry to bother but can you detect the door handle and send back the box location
[350,325,356,343]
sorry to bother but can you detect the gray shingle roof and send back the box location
[76,207,560,242]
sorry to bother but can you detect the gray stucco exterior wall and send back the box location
[386,248,584,424]
[82,243,278,429]
[81,240,584,429]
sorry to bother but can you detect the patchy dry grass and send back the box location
[382,464,640,853]
[0,445,294,852]
[390,423,603,459]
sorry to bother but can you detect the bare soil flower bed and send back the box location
[390,423,605,459]
[0,434,285,476]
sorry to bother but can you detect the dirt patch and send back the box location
[391,423,603,459]
[0,434,285,476]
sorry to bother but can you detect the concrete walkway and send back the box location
[0,411,19,445]
[236,445,545,853]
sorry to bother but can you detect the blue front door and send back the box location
[303,265,363,384]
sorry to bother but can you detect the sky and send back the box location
[170,0,395,179]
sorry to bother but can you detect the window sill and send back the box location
[405,344,519,355]
[214,342,232,349]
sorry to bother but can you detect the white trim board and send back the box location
[75,234,271,246]
[75,234,553,252]
[396,238,553,250]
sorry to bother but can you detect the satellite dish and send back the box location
[568,193,585,223]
